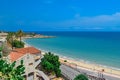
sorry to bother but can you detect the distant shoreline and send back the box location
[23,34,56,39]
[23,38,120,78]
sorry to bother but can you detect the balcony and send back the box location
[34,56,41,62]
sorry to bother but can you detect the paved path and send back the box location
[60,64,120,80]
[35,57,49,80]
[35,70,49,80]
[60,64,79,80]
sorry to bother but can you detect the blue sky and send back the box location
[0,0,120,31]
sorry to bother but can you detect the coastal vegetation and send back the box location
[5,30,54,49]
[0,48,25,80]
[12,40,24,48]
[0,47,2,58]
[1,42,11,57]
[6,32,14,49]
[74,74,88,80]
[64,60,67,62]
[6,30,25,49]
[0,47,2,52]
[40,52,61,77]
[16,30,24,42]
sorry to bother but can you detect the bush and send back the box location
[0,47,2,52]
[74,74,88,80]
[0,48,25,80]
[64,60,67,62]
[54,67,61,77]
[40,52,61,77]
[12,40,24,48]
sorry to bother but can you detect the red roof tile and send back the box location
[13,47,41,54]
[9,47,41,61]
[9,52,25,62]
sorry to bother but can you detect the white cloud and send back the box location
[15,12,120,31]
[53,12,120,30]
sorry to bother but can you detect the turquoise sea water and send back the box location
[24,32,120,69]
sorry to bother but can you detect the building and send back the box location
[0,32,8,42]
[0,32,8,37]
[8,47,49,80]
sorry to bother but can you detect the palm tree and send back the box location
[6,32,14,49]
[16,30,24,42]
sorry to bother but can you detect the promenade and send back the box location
[60,64,120,80]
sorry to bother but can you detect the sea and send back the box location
[24,31,120,69]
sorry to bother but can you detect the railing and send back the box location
[61,64,106,80]
[35,59,41,67]
[35,70,49,80]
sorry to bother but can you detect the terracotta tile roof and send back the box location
[9,51,25,62]
[9,47,41,61]
[13,47,41,54]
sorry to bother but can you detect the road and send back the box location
[60,64,79,80]
[60,64,120,80]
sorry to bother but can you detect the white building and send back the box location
[8,47,49,80]
[0,32,8,37]
[0,32,8,42]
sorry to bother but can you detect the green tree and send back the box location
[16,30,24,42]
[12,40,24,48]
[1,42,11,57]
[0,48,2,58]
[6,32,15,49]
[0,47,2,52]
[6,32,14,43]
[0,48,25,80]
[74,74,88,80]
[0,60,25,80]
[40,52,61,77]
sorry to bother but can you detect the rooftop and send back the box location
[13,47,41,54]
[9,47,41,61]
[9,51,25,62]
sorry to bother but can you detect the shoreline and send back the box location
[23,40,120,78]
[60,57,120,78]
[22,35,56,39]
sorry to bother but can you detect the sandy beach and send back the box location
[40,49,120,78]
[24,42,120,78]
[38,48,120,78]
[59,57,120,78]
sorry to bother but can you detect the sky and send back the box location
[0,0,120,31]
